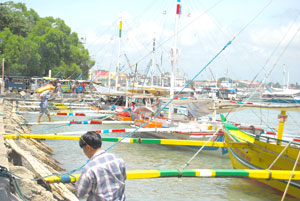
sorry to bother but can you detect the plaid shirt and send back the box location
[75,150,126,201]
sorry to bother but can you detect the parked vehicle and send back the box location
[77,80,92,93]
[30,77,45,93]
[60,80,73,93]
[6,76,31,92]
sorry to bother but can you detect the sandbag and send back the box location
[40,90,50,97]
[36,84,55,93]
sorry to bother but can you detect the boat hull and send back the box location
[225,127,300,199]
[135,128,229,156]
[261,98,300,104]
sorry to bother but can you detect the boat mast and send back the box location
[115,18,122,90]
[169,0,181,119]
[283,64,286,89]
[151,38,156,86]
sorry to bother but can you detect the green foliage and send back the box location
[266,82,282,88]
[0,1,93,79]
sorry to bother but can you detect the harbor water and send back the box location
[24,108,300,201]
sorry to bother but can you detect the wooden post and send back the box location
[1,58,4,94]
[2,58,4,81]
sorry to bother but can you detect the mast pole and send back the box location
[169,0,181,119]
[151,38,156,86]
[116,18,122,90]
[283,64,286,89]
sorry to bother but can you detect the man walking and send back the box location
[76,131,126,201]
[37,85,54,123]
[56,81,62,97]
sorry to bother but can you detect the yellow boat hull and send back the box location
[225,127,300,199]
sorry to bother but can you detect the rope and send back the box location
[226,22,300,124]
[104,39,232,152]
[11,179,27,201]
[31,159,90,182]
[122,0,225,69]
[11,0,275,184]
[181,129,220,169]
[10,32,232,183]
[281,149,300,201]
[267,141,292,170]
[234,0,273,39]
[0,166,26,201]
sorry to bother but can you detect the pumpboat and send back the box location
[223,102,300,199]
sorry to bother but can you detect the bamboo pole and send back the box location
[4,134,248,148]
[44,169,300,183]
[23,120,134,125]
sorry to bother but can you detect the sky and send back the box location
[9,0,300,84]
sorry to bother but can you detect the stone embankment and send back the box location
[0,97,79,201]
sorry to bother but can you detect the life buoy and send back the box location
[36,84,55,93]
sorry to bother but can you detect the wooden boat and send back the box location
[261,87,300,103]
[224,103,300,199]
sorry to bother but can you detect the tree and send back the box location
[0,2,94,79]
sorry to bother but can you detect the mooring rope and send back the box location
[104,39,232,152]
[0,166,26,201]
[267,141,292,170]
[281,149,300,201]
[181,129,220,169]
[8,0,277,186]
[14,32,234,183]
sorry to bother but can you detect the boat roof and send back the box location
[218,101,300,111]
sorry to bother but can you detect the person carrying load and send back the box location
[36,82,55,123]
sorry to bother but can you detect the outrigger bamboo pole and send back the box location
[18,105,91,109]
[53,127,221,135]
[17,110,115,114]
[17,101,86,106]
[23,120,133,125]
[44,169,300,183]
[4,134,248,148]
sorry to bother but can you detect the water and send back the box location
[24,109,300,201]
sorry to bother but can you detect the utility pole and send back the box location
[1,58,4,95]
[2,58,4,82]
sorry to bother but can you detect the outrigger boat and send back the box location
[223,102,300,199]
[120,98,271,156]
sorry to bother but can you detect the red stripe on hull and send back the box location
[75,113,85,116]
[90,120,102,124]
[57,113,67,115]
[70,121,81,124]
[111,129,126,133]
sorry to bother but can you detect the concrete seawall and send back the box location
[0,98,20,200]
[0,96,79,201]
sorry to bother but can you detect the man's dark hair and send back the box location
[79,131,102,149]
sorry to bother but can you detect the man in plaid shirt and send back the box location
[76,131,126,200]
